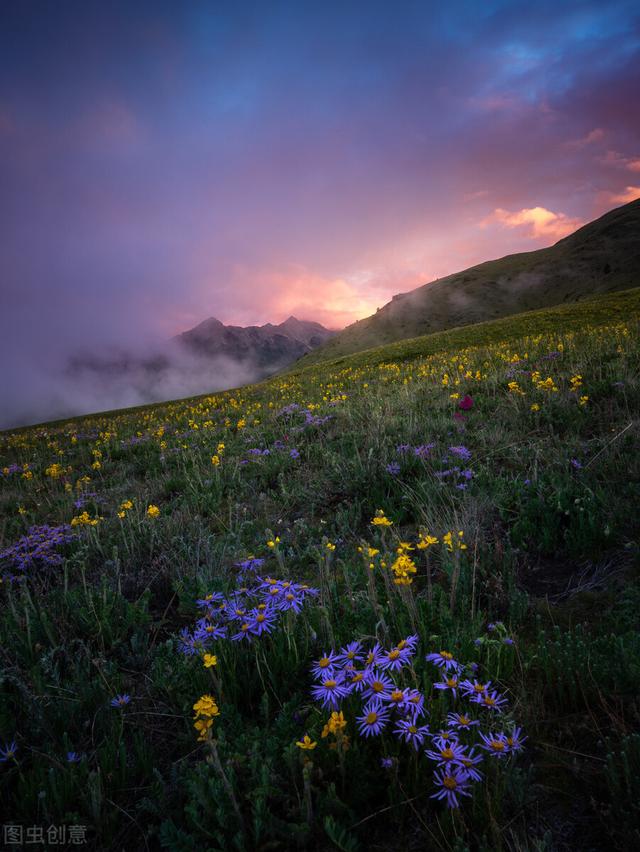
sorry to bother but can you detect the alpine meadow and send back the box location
[1,287,639,850]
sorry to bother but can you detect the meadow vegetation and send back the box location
[1,288,639,850]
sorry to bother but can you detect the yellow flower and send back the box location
[371,509,393,527]
[91,461,101,470]
[146,505,160,518]
[267,536,280,548]
[322,711,347,738]
[296,734,317,750]
[579,395,589,406]
[18,506,27,515]
[326,541,336,551]
[203,654,218,668]
[211,454,220,466]
[417,534,439,549]
[530,403,540,412]
[70,511,100,527]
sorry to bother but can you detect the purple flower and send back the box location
[394,719,430,751]
[460,679,492,699]
[433,673,460,698]
[335,641,364,666]
[248,608,277,636]
[459,747,484,781]
[505,727,527,752]
[431,766,473,808]
[66,751,83,763]
[0,740,18,762]
[396,444,411,454]
[290,448,300,459]
[447,712,479,731]
[110,694,131,709]
[357,699,390,737]
[571,458,583,470]
[471,689,508,712]
[449,445,471,461]
[362,669,395,701]
[479,731,510,757]
[425,651,460,671]
[380,756,395,769]
[311,676,350,710]
[386,462,401,475]
[414,443,436,459]
[425,737,467,767]
[311,650,338,680]
[378,644,413,671]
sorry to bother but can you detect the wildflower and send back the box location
[380,756,395,770]
[447,712,479,730]
[449,445,471,461]
[202,653,218,668]
[417,533,438,549]
[479,731,509,757]
[390,552,417,585]
[530,403,540,412]
[110,694,131,708]
[193,693,220,741]
[371,509,393,527]
[458,395,474,410]
[431,766,472,808]
[248,608,277,636]
[146,505,160,518]
[66,751,83,763]
[460,679,492,698]
[471,689,508,712]
[363,670,395,700]
[357,699,390,737]
[322,711,347,738]
[579,395,589,406]
[402,688,426,718]
[325,541,336,551]
[425,737,467,767]
[505,727,527,752]
[290,448,300,459]
[434,674,460,698]
[211,455,220,466]
[442,530,467,552]
[296,734,317,750]
[266,537,280,548]
[311,676,350,710]
[394,719,430,751]
[231,622,253,642]
[386,462,401,475]
[70,511,100,527]
[459,747,484,781]
[425,650,460,671]
[0,741,18,762]
[335,641,364,665]
[379,645,413,671]
[311,651,338,680]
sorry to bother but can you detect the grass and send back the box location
[1,292,639,850]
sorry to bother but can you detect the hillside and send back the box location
[1,288,639,850]
[302,198,640,365]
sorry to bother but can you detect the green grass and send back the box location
[1,296,639,850]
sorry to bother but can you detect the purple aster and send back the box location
[425,650,460,671]
[347,670,367,693]
[110,694,131,709]
[431,766,473,808]
[311,675,350,710]
[396,444,411,454]
[425,737,467,767]
[434,673,460,698]
[248,608,278,636]
[362,669,395,701]
[362,643,386,671]
[447,712,479,731]
[386,462,401,475]
[290,448,300,459]
[357,699,390,737]
[459,679,493,699]
[394,719,430,751]
[380,756,395,769]
[458,748,484,781]
[335,640,364,666]
[449,445,471,461]
[414,443,436,458]
[196,592,225,607]
[0,740,18,762]
[505,727,527,753]
[311,650,338,680]
[401,688,426,719]
[231,622,254,642]
[478,731,510,758]
[66,751,83,763]
[378,645,413,671]
[277,589,305,613]
[471,689,508,712]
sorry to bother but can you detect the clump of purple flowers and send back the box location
[307,637,524,809]
[0,524,76,581]
[178,576,319,654]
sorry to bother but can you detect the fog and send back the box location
[0,339,276,431]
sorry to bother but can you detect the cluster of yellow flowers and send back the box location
[371,509,393,527]
[391,543,418,586]
[202,653,218,669]
[70,511,101,527]
[117,499,133,519]
[193,694,220,741]
[45,462,68,479]
[443,530,467,552]
[146,505,160,518]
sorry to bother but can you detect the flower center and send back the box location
[366,712,378,725]
[443,776,457,790]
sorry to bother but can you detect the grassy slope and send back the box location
[0,293,639,851]
[302,198,640,365]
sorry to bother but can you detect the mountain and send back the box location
[300,199,640,365]
[173,315,334,368]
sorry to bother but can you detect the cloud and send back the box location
[481,206,584,240]
[567,127,605,148]
[601,150,640,173]
[605,185,640,205]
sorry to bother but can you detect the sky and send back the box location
[1,0,639,425]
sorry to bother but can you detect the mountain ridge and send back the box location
[300,198,640,365]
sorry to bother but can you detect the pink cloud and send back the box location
[567,127,605,148]
[601,150,640,172]
[481,206,584,241]
[605,185,640,205]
